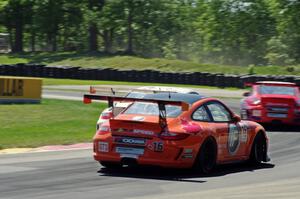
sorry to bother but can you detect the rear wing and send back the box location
[83,94,189,129]
[89,86,130,95]
[244,81,297,87]
[89,86,192,95]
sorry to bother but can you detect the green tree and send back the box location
[194,0,275,65]
[2,0,33,52]
[85,0,105,52]
[265,36,294,65]
[34,0,63,51]
[268,0,300,63]
[32,0,85,51]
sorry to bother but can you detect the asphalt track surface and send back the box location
[1,86,300,199]
[43,85,245,99]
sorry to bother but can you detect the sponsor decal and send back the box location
[184,148,193,153]
[268,107,288,112]
[239,122,248,143]
[132,129,154,136]
[182,154,193,159]
[228,124,240,155]
[116,147,144,155]
[181,118,203,134]
[267,113,288,118]
[132,116,145,121]
[228,123,249,155]
[115,137,146,145]
[113,128,154,136]
[182,148,193,159]
[266,103,289,107]
[147,144,153,150]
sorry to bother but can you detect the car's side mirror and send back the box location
[243,92,251,97]
[232,115,241,123]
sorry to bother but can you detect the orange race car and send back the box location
[84,93,270,173]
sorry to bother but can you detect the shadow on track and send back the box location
[98,162,274,183]
[210,162,274,177]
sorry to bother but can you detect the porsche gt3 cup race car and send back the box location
[84,92,270,173]
[91,86,199,130]
[241,81,300,125]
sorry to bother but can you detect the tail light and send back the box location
[159,130,189,140]
[97,126,111,135]
[249,97,261,105]
[100,111,113,120]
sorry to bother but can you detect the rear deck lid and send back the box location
[109,115,163,138]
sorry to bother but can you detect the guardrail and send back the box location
[0,63,300,88]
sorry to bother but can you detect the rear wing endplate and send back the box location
[244,82,254,87]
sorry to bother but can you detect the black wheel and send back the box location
[100,161,122,169]
[249,133,266,165]
[194,138,217,174]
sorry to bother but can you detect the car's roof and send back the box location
[141,93,205,104]
[135,86,196,94]
[256,81,296,86]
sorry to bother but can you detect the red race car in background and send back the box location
[84,92,269,173]
[241,81,300,125]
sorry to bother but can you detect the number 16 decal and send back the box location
[153,142,164,152]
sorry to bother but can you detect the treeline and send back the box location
[0,0,300,66]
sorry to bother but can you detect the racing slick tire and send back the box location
[194,137,217,174]
[99,161,122,169]
[249,132,267,165]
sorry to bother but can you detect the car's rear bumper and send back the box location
[241,108,300,125]
[93,136,200,168]
[248,116,300,125]
[94,154,194,168]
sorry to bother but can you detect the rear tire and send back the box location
[194,138,217,174]
[249,133,266,165]
[100,161,122,169]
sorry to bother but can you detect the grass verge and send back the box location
[1,52,300,75]
[0,99,105,149]
[0,54,28,64]
[43,78,242,90]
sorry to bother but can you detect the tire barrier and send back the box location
[0,64,300,88]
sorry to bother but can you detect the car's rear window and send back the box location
[259,85,295,96]
[123,102,182,118]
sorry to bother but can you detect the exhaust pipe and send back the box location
[121,158,138,167]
